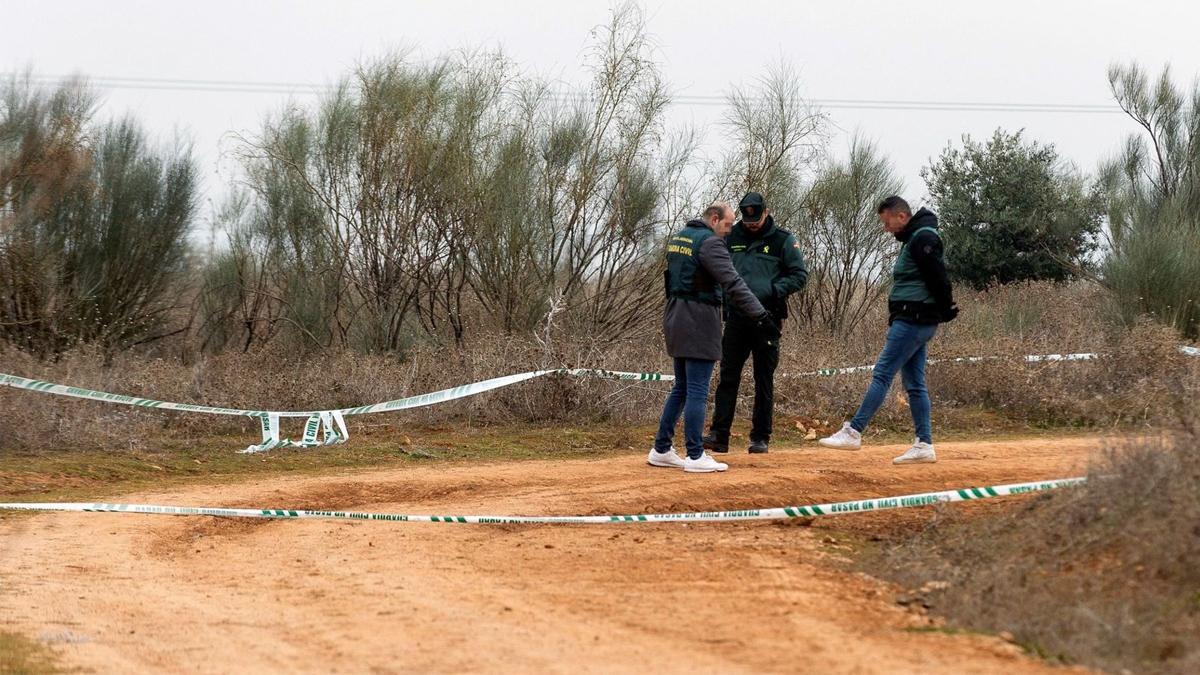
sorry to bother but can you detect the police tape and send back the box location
[792,348,1099,374]
[0,477,1086,524]
[2,345,1196,453]
[0,368,664,453]
[794,346,1200,377]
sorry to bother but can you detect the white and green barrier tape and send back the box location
[794,350,1144,377]
[2,346,1195,453]
[0,368,665,453]
[0,477,1086,524]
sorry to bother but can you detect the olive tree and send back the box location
[923,129,1103,290]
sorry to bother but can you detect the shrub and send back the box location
[865,417,1200,673]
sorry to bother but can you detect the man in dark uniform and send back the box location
[649,202,777,473]
[703,192,808,455]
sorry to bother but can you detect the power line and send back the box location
[13,74,328,95]
[6,72,1126,114]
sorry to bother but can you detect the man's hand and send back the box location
[755,315,781,347]
[768,286,789,318]
[940,302,960,323]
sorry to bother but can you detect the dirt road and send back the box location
[0,436,1099,674]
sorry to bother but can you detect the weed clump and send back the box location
[865,419,1200,674]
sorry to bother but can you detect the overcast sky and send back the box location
[5,0,1199,230]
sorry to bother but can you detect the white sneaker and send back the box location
[683,452,729,473]
[647,447,686,468]
[893,440,936,464]
[818,422,862,450]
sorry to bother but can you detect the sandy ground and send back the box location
[0,436,1100,674]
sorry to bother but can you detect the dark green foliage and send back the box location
[800,135,903,333]
[0,76,197,356]
[1100,63,1200,339]
[923,129,1103,290]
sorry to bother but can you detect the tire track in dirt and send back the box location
[0,436,1100,673]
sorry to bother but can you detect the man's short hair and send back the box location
[703,203,729,220]
[877,195,911,215]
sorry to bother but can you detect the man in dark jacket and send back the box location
[649,202,777,473]
[703,192,808,455]
[819,196,958,464]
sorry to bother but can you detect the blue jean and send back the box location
[850,320,938,444]
[654,357,717,459]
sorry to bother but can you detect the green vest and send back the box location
[665,223,720,306]
[889,227,939,304]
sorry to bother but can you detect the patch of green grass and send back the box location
[0,631,62,674]
[1014,640,1072,665]
[0,424,650,503]
[904,624,1064,661]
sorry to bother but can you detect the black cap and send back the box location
[739,192,766,224]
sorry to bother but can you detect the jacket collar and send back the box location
[895,208,938,243]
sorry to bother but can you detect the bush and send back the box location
[864,417,1200,673]
[1102,212,1200,340]
[798,135,903,334]
[0,76,197,357]
[923,129,1103,290]
[1100,62,1200,339]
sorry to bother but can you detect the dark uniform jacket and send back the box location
[724,216,808,322]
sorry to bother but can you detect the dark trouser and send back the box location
[654,357,717,460]
[709,317,779,444]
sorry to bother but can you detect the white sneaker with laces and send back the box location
[647,447,686,468]
[683,452,729,473]
[893,440,936,464]
[818,422,862,450]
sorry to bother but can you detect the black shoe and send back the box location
[702,433,729,454]
[748,439,769,454]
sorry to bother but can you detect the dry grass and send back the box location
[0,631,61,674]
[864,419,1200,674]
[0,281,1196,451]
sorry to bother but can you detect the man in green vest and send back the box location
[649,202,778,473]
[818,196,958,464]
[703,192,808,455]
